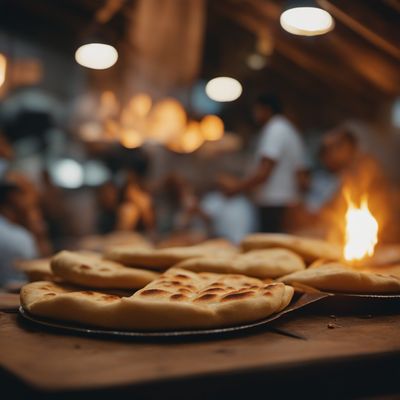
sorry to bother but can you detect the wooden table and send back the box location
[1,293,400,399]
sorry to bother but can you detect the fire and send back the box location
[343,193,378,263]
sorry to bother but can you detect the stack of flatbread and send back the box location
[20,239,296,330]
[20,233,400,332]
[21,268,293,330]
[241,234,400,294]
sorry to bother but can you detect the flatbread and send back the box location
[50,251,159,289]
[15,258,58,282]
[241,233,341,262]
[175,248,305,278]
[105,242,238,270]
[20,268,294,330]
[279,262,400,294]
[78,231,152,253]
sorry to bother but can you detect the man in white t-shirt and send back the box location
[220,94,307,232]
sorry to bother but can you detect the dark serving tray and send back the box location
[18,291,329,340]
[310,292,400,314]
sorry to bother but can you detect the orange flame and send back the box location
[343,191,378,263]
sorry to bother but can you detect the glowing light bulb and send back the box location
[200,115,224,141]
[0,53,6,87]
[120,128,143,149]
[205,77,242,102]
[75,43,118,70]
[280,7,334,36]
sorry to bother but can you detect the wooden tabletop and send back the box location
[1,293,400,399]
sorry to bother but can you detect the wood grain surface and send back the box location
[1,307,400,398]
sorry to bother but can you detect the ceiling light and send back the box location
[75,43,118,70]
[205,77,242,102]
[280,7,334,36]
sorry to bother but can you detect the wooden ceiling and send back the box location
[205,0,400,129]
[1,0,399,130]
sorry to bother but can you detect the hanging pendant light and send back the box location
[205,77,242,102]
[75,43,118,70]
[75,23,119,70]
[280,1,334,36]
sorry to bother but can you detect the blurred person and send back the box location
[96,181,119,234]
[6,171,52,256]
[0,182,38,287]
[318,126,393,242]
[40,169,67,249]
[201,187,258,243]
[0,132,13,178]
[152,173,211,245]
[219,94,307,232]
[116,171,156,235]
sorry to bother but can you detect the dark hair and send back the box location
[0,182,20,206]
[255,93,283,114]
[340,128,358,148]
[327,126,359,148]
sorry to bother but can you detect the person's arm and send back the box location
[297,168,310,193]
[219,157,275,196]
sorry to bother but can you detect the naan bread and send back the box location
[279,262,400,294]
[105,242,238,270]
[78,231,152,253]
[50,251,159,289]
[175,248,305,278]
[15,258,58,282]
[242,233,341,262]
[20,268,294,330]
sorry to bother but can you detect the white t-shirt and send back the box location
[201,192,258,243]
[254,115,306,206]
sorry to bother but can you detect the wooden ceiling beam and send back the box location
[214,0,379,99]
[317,0,400,61]
[239,0,400,95]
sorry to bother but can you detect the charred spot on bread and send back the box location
[79,264,91,270]
[101,294,120,301]
[174,274,190,279]
[169,293,188,301]
[221,291,255,302]
[200,287,225,294]
[177,288,193,294]
[194,293,218,302]
[139,289,169,296]
[263,283,280,290]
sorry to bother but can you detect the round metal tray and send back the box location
[18,292,328,339]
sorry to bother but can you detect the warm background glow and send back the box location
[343,195,379,263]
[200,115,224,141]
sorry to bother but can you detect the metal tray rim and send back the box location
[18,292,328,338]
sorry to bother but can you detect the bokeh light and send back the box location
[75,43,118,70]
[205,77,242,102]
[200,115,224,141]
[280,7,334,36]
